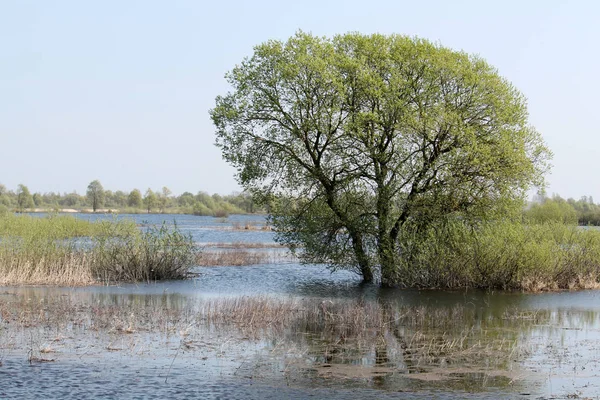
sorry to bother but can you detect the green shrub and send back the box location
[397,220,600,290]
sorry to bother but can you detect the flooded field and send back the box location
[2,214,600,399]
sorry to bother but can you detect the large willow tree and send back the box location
[211,32,550,286]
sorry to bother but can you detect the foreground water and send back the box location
[2,214,600,399]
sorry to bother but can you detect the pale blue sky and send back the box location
[1,0,598,199]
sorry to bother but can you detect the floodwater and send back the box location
[2,214,600,399]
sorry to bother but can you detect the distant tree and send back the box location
[524,196,578,224]
[144,189,157,213]
[196,192,216,209]
[159,186,172,212]
[32,193,42,207]
[86,180,105,212]
[112,190,128,208]
[178,192,195,207]
[0,184,9,207]
[60,192,83,208]
[128,189,143,208]
[42,191,60,206]
[16,184,34,212]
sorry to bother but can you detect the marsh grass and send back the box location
[0,212,136,238]
[92,223,197,283]
[200,297,525,371]
[0,293,536,380]
[0,214,197,285]
[397,221,600,291]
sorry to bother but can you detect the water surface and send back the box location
[3,213,599,399]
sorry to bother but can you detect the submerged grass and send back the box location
[196,249,294,266]
[0,213,197,285]
[0,293,536,380]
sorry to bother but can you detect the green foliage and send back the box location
[91,222,197,282]
[524,196,578,224]
[0,212,137,240]
[178,192,195,207]
[567,196,600,225]
[128,188,143,208]
[0,182,261,216]
[192,202,213,216]
[159,186,172,212]
[189,191,245,217]
[0,213,196,284]
[16,184,34,211]
[395,219,600,290]
[144,188,158,213]
[86,180,105,212]
[211,31,551,285]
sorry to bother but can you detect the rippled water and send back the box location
[3,213,600,399]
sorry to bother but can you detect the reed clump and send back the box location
[396,220,600,291]
[91,223,197,283]
[0,214,197,285]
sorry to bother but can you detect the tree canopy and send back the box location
[86,180,105,212]
[16,184,34,212]
[212,32,551,286]
[144,188,158,214]
[128,189,143,208]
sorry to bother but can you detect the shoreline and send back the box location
[20,208,266,216]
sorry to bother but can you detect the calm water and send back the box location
[30,212,276,244]
[2,213,600,399]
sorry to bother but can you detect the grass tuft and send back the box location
[0,214,197,285]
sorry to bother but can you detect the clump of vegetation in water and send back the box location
[92,222,197,283]
[395,220,600,291]
[0,213,197,285]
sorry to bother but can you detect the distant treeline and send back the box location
[2,181,600,224]
[0,181,261,217]
[524,194,600,226]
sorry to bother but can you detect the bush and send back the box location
[396,220,600,291]
[91,222,197,283]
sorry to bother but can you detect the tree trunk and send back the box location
[378,236,397,287]
[349,231,373,283]
[376,186,397,287]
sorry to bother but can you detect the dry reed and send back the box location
[0,214,197,285]
[0,293,547,380]
[196,249,294,266]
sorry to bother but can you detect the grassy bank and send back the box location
[0,213,197,285]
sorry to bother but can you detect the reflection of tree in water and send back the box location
[250,298,591,392]
[4,290,600,394]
